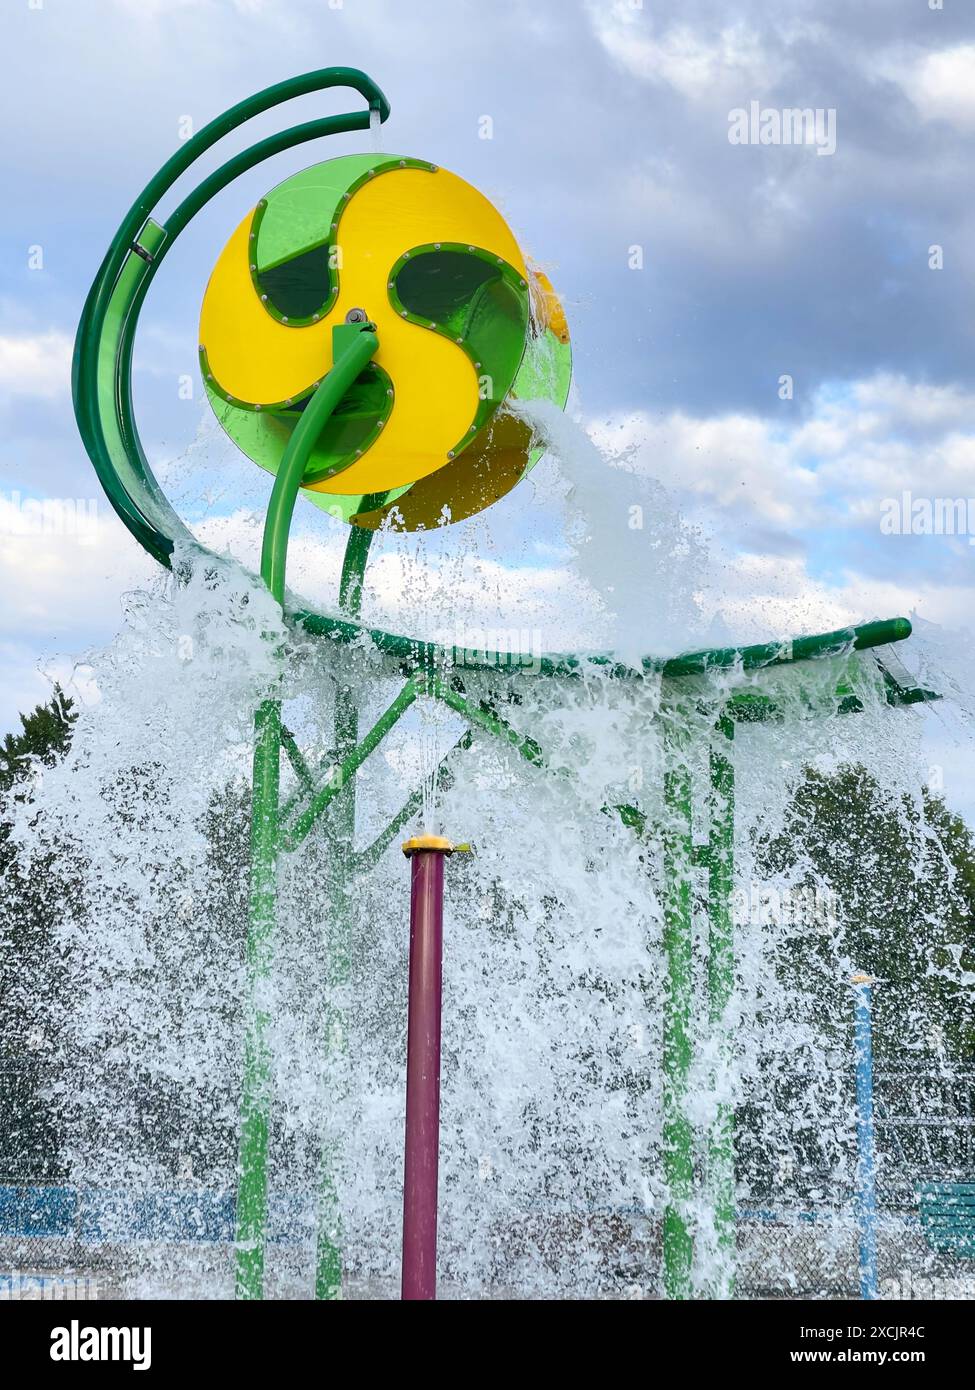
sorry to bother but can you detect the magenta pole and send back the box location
[400,836,452,1301]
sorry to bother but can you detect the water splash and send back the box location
[3,458,973,1300]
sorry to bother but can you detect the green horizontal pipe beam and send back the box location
[293,612,915,687]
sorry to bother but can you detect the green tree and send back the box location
[0,687,78,1182]
[758,763,975,1058]
[0,687,77,795]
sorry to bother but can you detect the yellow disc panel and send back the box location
[200,164,529,495]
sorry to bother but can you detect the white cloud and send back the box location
[592,410,817,529]
[108,0,267,14]
[0,330,73,401]
[712,546,971,643]
[0,504,152,641]
[0,505,154,730]
[587,7,773,99]
[893,43,975,132]
[849,374,975,429]
[590,373,975,539]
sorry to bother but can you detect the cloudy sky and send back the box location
[1,0,974,810]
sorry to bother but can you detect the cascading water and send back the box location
[3,397,971,1300]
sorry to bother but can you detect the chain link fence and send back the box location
[735,1060,975,1298]
[2,1060,972,1299]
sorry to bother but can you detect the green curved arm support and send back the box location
[72,68,389,568]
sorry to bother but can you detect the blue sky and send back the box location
[1,0,974,811]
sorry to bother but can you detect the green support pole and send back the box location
[314,527,375,1299]
[235,695,282,1300]
[707,717,735,1297]
[661,733,694,1299]
[235,323,379,1300]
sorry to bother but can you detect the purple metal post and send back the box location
[401,837,450,1300]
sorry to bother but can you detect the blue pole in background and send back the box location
[851,974,878,1300]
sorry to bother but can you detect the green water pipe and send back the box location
[73,70,389,572]
[661,737,694,1299]
[314,526,374,1298]
[235,324,379,1300]
[235,695,283,1299]
[426,679,545,766]
[660,714,737,1300]
[294,613,915,686]
[706,719,735,1297]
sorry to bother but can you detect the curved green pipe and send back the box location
[293,613,915,683]
[73,69,389,568]
[261,327,379,604]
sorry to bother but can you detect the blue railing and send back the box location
[0,1186,314,1245]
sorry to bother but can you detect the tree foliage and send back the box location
[757,763,975,1058]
